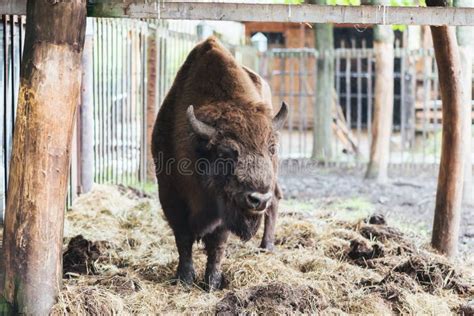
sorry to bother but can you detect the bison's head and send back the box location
[187,102,288,236]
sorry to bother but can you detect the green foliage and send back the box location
[327,0,360,5]
[283,0,304,4]
[389,0,422,32]
[390,0,416,5]
[281,0,360,4]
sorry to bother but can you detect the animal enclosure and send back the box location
[0,1,473,314]
[2,15,474,214]
[262,47,473,162]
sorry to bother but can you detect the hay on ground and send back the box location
[49,184,473,315]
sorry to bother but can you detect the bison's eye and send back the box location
[269,144,277,155]
[217,146,238,160]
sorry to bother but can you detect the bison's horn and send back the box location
[273,102,289,130]
[186,105,217,140]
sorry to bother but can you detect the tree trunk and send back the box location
[80,19,95,194]
[454,0,473,206]
[146,26,158,182]
[309,0,334,162]
[1,1,86,314]
[365,12,394,182]
[428,0,465,257]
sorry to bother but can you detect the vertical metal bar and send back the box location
[110,20,116,184]
[134,25,140,184]
[102,18,107,183]
[10,15,15,125]
[140,23,148,185]
[289,53,294,157]
[99,18,105,182]
[122,20,128,184]
[134,22,139,185]
[301,52,308,157]
[4,16,11,185]
[334,47,340,157]
[267,50,274,110]
[400,45,406,163]
[422,49,431,164]
[279,53,286,156]
[19,15,24,63]
[108,19,114,184]
[116,20,121,184]
[125,21,131,184]
[138,24,143,184]
[114,20,120,184]
[104,18,109,183]
[115,20,120,184]
[107,19,112,182]
[92,18,98,183]
[297,52,303,156]
[99,18,104,183]
[117,19,122,184]
[128,21,134,185]
[109,19,114,182]
[356,47,362,149]
[345,46,351,139]
[160,24,167,105]
[336,43,341,99]
[313,50,319,159]
[1,15,6,216]
[367,48,373,146]
[130,21,135,183]
[411,50,418,163]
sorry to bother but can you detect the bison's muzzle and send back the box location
[244,191,273,213]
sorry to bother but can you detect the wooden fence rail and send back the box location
[2,1,474,26]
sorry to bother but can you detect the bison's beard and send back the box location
[217,197,263,241]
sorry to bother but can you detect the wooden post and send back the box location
[80,19,95,194]
[146,24,158,182]
[455,0,473,206]
[365,0,395,183]
[0,0,86,314]
[309,0,334,162]
[428,0,465,257]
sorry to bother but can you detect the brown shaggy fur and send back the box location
[151,37,286,290]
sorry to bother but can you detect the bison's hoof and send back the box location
[204,270,226,291]
[259,241,275,252]
[174,266,196,286]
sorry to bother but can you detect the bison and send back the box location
[152,37,288,290]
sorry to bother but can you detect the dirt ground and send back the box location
[278,163,474,259]
[47,177,473,315]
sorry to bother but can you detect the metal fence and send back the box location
[91,18,147,187]
[0,15,24,216]
[89,18,203,189]
[0,17,197,212]
[0,16,251,213]
[262,46,473,165]
[2,15,473,214]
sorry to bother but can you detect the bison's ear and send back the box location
[273,102,288,130]
[187,105,217,140]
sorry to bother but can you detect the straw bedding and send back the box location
[50,185,473,315]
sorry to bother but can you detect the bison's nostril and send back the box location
[245,192,272,211]
[247,194,261,206]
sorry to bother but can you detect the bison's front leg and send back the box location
[203,227,230,291]
[260,199,278,251]
[260,183,282,251]
[174,232,196,286]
